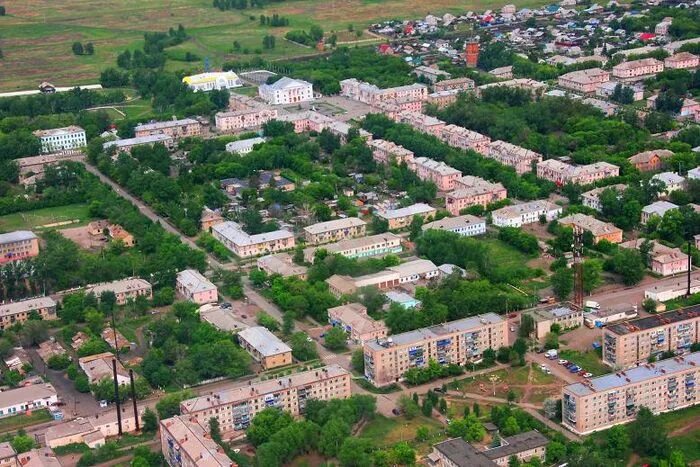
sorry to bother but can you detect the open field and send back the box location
[0,203,91,232]
[559,349,609,376]
[359,414,445,454]
[0,409,52,434]
[0,0,545,91]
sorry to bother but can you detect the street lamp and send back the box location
[488,374,500,397]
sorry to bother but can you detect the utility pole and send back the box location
[129,369,140,431]
[112,359,123,436]
[687,239,692,297]
[573,226,585,308]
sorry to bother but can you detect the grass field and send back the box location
[0,409,52,434]
[0,204,91,232]
[359,414,444,452]
[559,349,609,376]
[0,0,545,91]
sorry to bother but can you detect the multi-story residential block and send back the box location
[558,214,623,244]
[134,118,202,139]
[303,218,367,245]
[215,97,278,132]
[395,111,445,136]
[303,233,402,263]
[652,172,686,195]
[0,297,57,330]
[258,77,314,105]
[0,443,16,467]
[563,351,700,435]
[536,159,620,185]
[628,149,673,172]
[613,58,664,80]
[641,200,678,224]
[413,65,452,83]
[409,157,462,191]
[182,71,242,92]
[180,365,351,431]
[429,431,549,467]
[368,139,414,165]
[47,410,142,449]
[603,307,700,368]
[523,304,583,340]
[160,416,235,467]
[664,52,699,70]
[422,215,486,237]
[176,269,218,305]
[558,68,610,93]
[655,17,673,35]
[276,111,371,142]
[487,141,543,174]
[257,253,308,279]
[445,176,508,215]
[212,221,295,258]
[200,206,224,232]
[477,79,547,98]
[581,184,627,211]
[0,231,39,264]
[339,79,428,105]
[619,239,688,277]
[439,124,491,155]
[103,134,173,154]
[434,77,475,93]
[596,81,644,101]
[78,352,129,385]
[14,152,83,187]
[325,259,439,298]
[86,278,152,305]
[237,326,292,370]
[364,313,508,386]
[33,126,86,153]
[426,90,460,109]
[492,201,562,228]
[328,303,388,344]
[375,203,437,230]
[490,66,513,79]
[0,383,57,418]
[225,136,267,155]
[582,98,619,117]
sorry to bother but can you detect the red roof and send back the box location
[639,33,656,41]
[378,44,393,54]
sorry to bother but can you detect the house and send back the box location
[490,66,514,79]
[558,213,623,243]
[652,172,686,195]
[103,134,174,154]
[641,200,679,224]
[581,184,627,211]
[375,203,437,230]
[200,206,224,231]
[4,348,30,374]
[523,304,583,340]
[46,410,143,449]
[258,77,314,105]
[0,297,57,330]
[680,98,700,121]
[612,58,664,80]
[477,79,547,98]
[427,90,461,109]
[176,269,218,305]
[303,233,403,263]
[596,81,644,101]
[78,353,129,385]
[0,231,40,264]
[0,384,57,419]
[86,278,152,306]
[620,239,688,277]
[558,68,610,94]
[689,167,700,180]
[100,327,131,351]
[492,201,562,228]
[445,176,507,215]
[395,111,445,136]
[211,221,295,258]
[628,149,673,172]
[36,340,66,365]
[225,136,267,155]
[583,98,618,116]
[385,291,421,309]
[325,259,438,297]
[182,71,242,92]
[422,215,486,237]
[257,253,308,279]
[237,326,292,370]
[303,218,367,245]
[413,65,452,83]
[327,303,388,344]
[134,118,202,139]
[664,52,699,70]
[198,303,247,333]
[536,159,619,185]
[487,141,543,174]
[33,126,86,153]
[215,96,278,132]
[16,449,61,467]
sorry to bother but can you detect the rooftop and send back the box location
[160,416,234,466]
[607,305,700,336]
[389,259,438,277]
[559,67,609,83]
[225,137,267,153]
[613,57,663,70]
[103,134,172,150]
[262,76,311,91]
[33,125,85,137]
[0,230,37,244]
[422,215,485,232]
[558,213,621,237]
[199,304,247,332]
[433,438,496,467]
[328,303,387,335]
[628,149,674,164]
[483,431,549,460]
[237,326,292,357]
[492,200,560,219]
[642,200,678,216]
[177,269,217,294]
[0,297,55,318]
[136,118,199,132]
[412,157,461,176]
[0,383,56,409]
[257,253,307,277]
[376,203,436,220]
[212,221,293,246]
[304,217,366,235]
[87,278,152,296]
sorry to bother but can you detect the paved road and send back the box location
[590,270,700,309]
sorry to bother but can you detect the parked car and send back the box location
[583,372,593,378]
[569,366,581,373]
[578,369,587,376]
[558,359,568,365]
[508,313,517,318]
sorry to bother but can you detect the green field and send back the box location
[359,414,444,450]
[0,409,52,434]
[0,0,545,91]
[559,349,609,376]
[0,204,91,232]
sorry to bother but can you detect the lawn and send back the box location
[0,0,546,91]
[0,409,53,434]
[0,204,91,232]
[359,414,444,452]
[559,349,609,376]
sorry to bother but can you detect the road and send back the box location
[590,270,700,308]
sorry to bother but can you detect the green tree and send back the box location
[473,402,481,418]
[642,298,658,313]
[551,267,573,300]
[544,332,559,350]
[10,434,35,454]
[246,408,294,447]
[142,408,158,433]
[72,42,84,55]
[338,437,374,467]
[155,390,194,419]
[502,416,521,436]
[507,389,517,403]
[282,312,295,336]
[611,249,646,285]
[324,326,348,350]
[351,348,365,373]
[290,332,318,361]
[582,260,603,293]
[398,395,420,419]
[415,426,430,442]
[421,398,433,417]
[605,425,630,459]
[447,414,486,441]
[545,441,566,464]
[628,407,670,458]
[519,313,535,338]
[318,418,350,457]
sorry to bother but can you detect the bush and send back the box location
[47,354,71,370]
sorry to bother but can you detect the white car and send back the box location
[558,359,568,365]
[583,372,593,378]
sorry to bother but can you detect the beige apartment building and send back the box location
[409,157,462,191]
[376,203,437,230]
[557,68,610,93]
[134,118,202,139]
[340,79,428,105]
[303,218,367,245]
[363,313,508,386]
[612,58,664,80]
[664,52,699,70]
[563,351,700,435]
[328,303,388,344]
[215,107,278,132]
[161,416,235,467]
[427,90,460,109]
[303,232,402,263]
[487,141,543,175]
[212,221,295,258]
[257,253,308,279]
[536,159,620,185]
[180,365,351,432]
[0,231,39,265]
[439,124,491,155]
[237,326,292,370]
[445,176,507,215]
[0,297,57,330]
[434,77,475,93]
[86,278,152,305]
[558,214,623,244]
[603,306,700,369]
[523,304,583,340]
[368,139,415,165]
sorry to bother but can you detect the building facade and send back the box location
[581,184,627,211]
[487,141,543,174]
[445,176,507,215]
[134,118,202,139]
[86,278,153,306]
[328,303,388,344]
[182,71,242,92]
[160,416,235,467]
[664,52,699,70]
[33,126,86,153]
[237,326,293,370]
[339,79,428,105]
[492,201,562,228]
[558,214,623,244]
[212,221,295,258]
[258,77,314,105]
[536,160,620,185]
[0,384,57,418]
[303,218,367,245]
[439,124,491,155]
[368,139,415,165]
[0,297,57,330]
[434,77,475,93]
[409,157,462,191]
[303,233,402,263]
[176,269,218,305]
[628,149,674,172]
[612,58,664,80]
[0,231,39,264]
[376,203,437,230]
[557,68,610,93]
[422,215,487,237]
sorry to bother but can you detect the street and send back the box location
[590,270,700,309]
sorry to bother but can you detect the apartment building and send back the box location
[0,383,57,419]
[563,351,700,435]
[603,306,700,368]
[363,313,508,386]
[0,297,57,330]
[409,157,462,191]
[212,221,295,258]
[619,239,688,277]
[14,152,82,186]
[581,184,627,211]
[487,141,543,174]
[160,416,235,467]
[558,68,610,93]
[339,79,428,105]
[652,171,686,195]
[47,410,142,449]
[558,214,623,244]
[78,352,129,385]
[613,58,664,80]
[596,81,644,102]
[86,278,153,306]
[434,77,475,93]
[180,365,351,431]
[641,200,679,225]
[664,52,699,70]
[257,253,308,279]
[490,66,513,79]
[445,176,507,215]
[238,326,292,370]
[33,126,86,153]
[523,304,583,340]
[303,232,402,263]
[536,159,620,185]
[258,77,313,105]
[429,431,549,467]
[215,107,278,133]
[303,218,367,245]
[201,207,224,232]
[376,203,437,230]
[328,303,388,344]
[368,139,414,165]
[134,118,202,139]
[439,124,491,155]
[422,215,486,237]
[325,259,439,298]
[492,201,562,228]
[414,65,452,83]
[225,137,267,155]
[176,269,218,305]
[182,71,242,92]
[0,231,39,264]
[277,111,371,142]
[476,79,547,98]
[427,90,460,109]
[395,111,446,136]
[103,134,174,154]
[628,149,674,172]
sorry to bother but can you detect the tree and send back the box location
[10,434,35,454]
[319,418,350,457]
[611,249,645,285]
[546,441,566,464]
[290,332,318,361]
[249,269,268,288]
[502,416,521,436]
[544,332,559,350]
[398,395,420,419]
[551,267,573,301]
[142,408,158,433]
[338,437,374,467]
[324,326,347,350]
[582,260,603,293]
[0,6,5,15]
[605,425,630,459]
[84,43,95,55]
[473,402,481,418]
[155,390,194,419]
[389,442,415,465]
[447,414,486,441]
[47,354,71,370]
[282,312,295,336]
[209,417,222,443]
[19,320,49,346]
[438,398,448,414]
[421,398,433,417]
[359,286,386,314]
[628,407,670,458]
[256,312,279,332]
[519,314,534,338]
[507,389,517,403]
[72,42,84,55]
[246,408,294,446]
[415,426,431,442]
[351,348,365,373]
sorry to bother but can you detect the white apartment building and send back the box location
[492,200,562,227]
[258,77,314,105]
[225,137,267,155]
[581,184,627,211]
[33,126,86,153]
[212,221,295,258]
[422,215,486,237]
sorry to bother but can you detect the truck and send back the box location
[545,349,558,359]
[584,300,601,310]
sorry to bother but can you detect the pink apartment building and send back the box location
[612,58,664,80]
[0,231,39,264]
[339,79,428,105]
[445,176,508,215]
[664,52,699,70]
[426,90,460,109]
[368,139,415,165]
[328,303,388,344]
[536,159,620,185]
[371,101,402,120]
[487,140,543,174]
[433,77,475,92]
[409,157,462,191]
[215,107,278,132]
[439,124,491,154]
[176,269,218,305]
[395,111,446,136]
[619,239,688,277]
[134,118,202,139]
[558,68,610,93]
